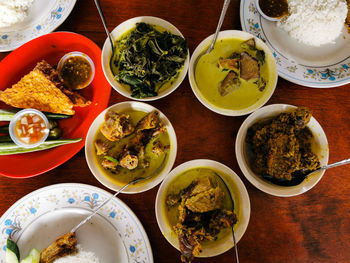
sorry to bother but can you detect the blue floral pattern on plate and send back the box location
[0,184,153,263]
[0,0,77,52]
[240,0,350,88]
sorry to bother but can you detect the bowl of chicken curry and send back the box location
[236,104,329,197]
[188,30,277,116]
[155,159,250,262]
[85,101,177,193]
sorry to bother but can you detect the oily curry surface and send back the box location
[93,110,170,186]
[195,37,273,111]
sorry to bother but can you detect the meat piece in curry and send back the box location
[166,176,237,263]
[246,107,320,182]
[100,110,134,141]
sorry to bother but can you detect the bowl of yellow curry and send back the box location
[236,104,329,197]
[189,30,277,116]
[155,159,250,262]
[85,101,177,194]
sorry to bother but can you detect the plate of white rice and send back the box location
[240,0,350,88]
[0,184,154,263]
[0,0,77,52]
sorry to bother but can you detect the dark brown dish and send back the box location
[246,107,320,186]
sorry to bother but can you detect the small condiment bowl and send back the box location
[255,0,280,21]
[57,51,95,90]
[85,101,177,194]
[188,30,277,116]
[101,16,190,101]
[9,109,49,148]
[235,104,329,197]
[155,159,250,258]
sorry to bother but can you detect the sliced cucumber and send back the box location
[20,255,32,263]
[6,239,20,263]
[28,248,40,263]
[6,249,19,263]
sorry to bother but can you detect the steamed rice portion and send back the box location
[0,0,34,28]
[277,0,348,46]
[53,245,100,263]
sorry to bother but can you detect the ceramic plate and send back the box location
[0,0,77,52]
[240,0,350,88]
[0,32,111,178]
[0,183,153,263]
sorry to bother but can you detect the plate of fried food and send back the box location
[0,32,111,178]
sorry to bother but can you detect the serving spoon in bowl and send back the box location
[214,172,239,263]
[265,158,350,187]
[93,0,117,75]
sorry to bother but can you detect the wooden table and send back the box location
[1,0,350,262]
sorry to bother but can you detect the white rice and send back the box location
[0,0,34,28]
[277,0,348,46]
[53,245,100,263]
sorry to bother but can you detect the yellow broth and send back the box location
[195,37,273,110]
[163,167,241,244]
[93,110,170,186]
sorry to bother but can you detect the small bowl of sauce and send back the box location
[255,0,289,21]
[9,109,50,148]
[58,51,95,90]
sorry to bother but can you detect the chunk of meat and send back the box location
[190,177,213,196]
[136,111,159,131]
[240,38,256,50]
[94,139,110,155]
[217,58,239,71]
[240,52,260,81]
[219,71,241,96]
[185,187,224,213]
[152,141,170,156]
[101,158,118,170]
[100,110,134,141]
[40,232,77,263]
[119,150,138,170]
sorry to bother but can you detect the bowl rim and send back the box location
[188,29,278,116]
[101,16,190,101]
[85,101,177,194]
[235,103,329,197]
[155,159,251,258]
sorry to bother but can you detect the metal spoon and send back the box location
[266,158,350,187]
[71,153,167,233]
[214,172,239,263]
[93,0,116,75]
[205,0,231,54]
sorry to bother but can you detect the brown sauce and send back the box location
[259,0,289,19]
[60,56,92,89]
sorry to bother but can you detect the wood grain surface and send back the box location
[0,0,350,262]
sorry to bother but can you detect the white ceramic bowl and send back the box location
[254,0,280,22]
[155,159,250,258]
[235,104,329,197]
[101,16,190,101]
[188,30,277,116]
[85,101,177,194]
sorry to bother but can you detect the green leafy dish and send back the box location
[111,22,188,98]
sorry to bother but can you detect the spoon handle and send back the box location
[206,0,231,54]
[322,158,350,170]
[94,0,114,49]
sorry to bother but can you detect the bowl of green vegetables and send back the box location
[101,16,190,101]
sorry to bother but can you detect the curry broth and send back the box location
[93,110,170,186]
[163,167,241,243]
[195,37,272,110]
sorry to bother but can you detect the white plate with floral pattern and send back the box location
[240,0,350,88]
[0,0,77,52]
[0,183,153,263]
